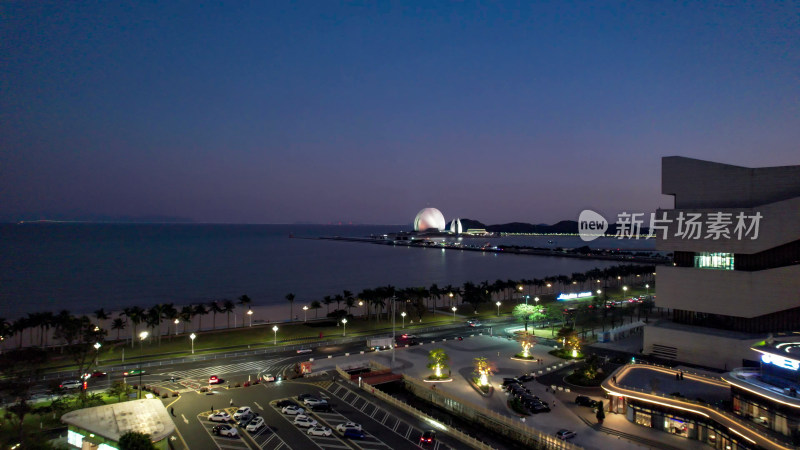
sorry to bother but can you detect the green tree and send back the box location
[427,348,450,378]
[513,304,537,332]
[111,318,126,340]
[119,431,156,450]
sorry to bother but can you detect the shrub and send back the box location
[235,383,241,388]
[162,393,169,398]
[172,392,179,397]
[200,387,208,393]
[243,382,250,387]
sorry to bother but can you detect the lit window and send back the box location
[694,252,734,270]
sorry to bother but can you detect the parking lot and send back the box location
[170,376,457,450]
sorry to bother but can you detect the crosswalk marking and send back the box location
[164,358,288,379]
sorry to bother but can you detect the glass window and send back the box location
[694,252,735,270]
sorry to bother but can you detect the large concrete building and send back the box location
[644,156,800,370]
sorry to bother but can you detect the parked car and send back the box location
[208,412,231,422]
[311,403,332,412]
[237,413,256,427]
[233,406,252,420]
[575,395,600,408]
[556,429,576,440]
[281,405,305,415]
[212,424,238,437]
[297,393,315,401]
[420,430,437,444]
[343,428,365,439]
[60,380,82,390]
[303,397,327,406]
[246,416,265,432]
[518,374,535,382]
[529,402,551,414]
[276,399,298,408]
[336,422,362,433]
[502,377,520,386]
[208,375,224,384]
[293,415,318,428]
[307,426,332,437]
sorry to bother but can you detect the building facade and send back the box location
[644,156,800,370]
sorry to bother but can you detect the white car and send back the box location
[233,406,252,420]
[282,405,305,415]
[262,373,276,382]
[60,380,82,390]
[293,415,318,428]
[213,424,238,437]
[246,416,265,432]
[208,412,231,422]
[307,426,332,437]
[336,422,362,433]
[303,397,328,406]
[556,429,577,440]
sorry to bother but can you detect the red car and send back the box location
[209,376,222,384]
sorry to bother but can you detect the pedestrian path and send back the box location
[162,358,289,380]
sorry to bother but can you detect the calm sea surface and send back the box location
[0,223,653,318]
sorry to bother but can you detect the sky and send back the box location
[2,1,798,225]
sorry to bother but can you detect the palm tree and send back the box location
[111,318,126,340]
[310,301,322,319]
[237,295,252,325]
[180,305,193,333]
[123,306,145,348]
[94,308,109,328]
[39,311,54,347]
[334,294,344,312]
[343,290,354,310]
[285,293,296,321]
[149,303,166,344]
[345,297,355,315]
[162,303,178,339]
[193,304,208,331]
[208,301,223,330]
[222,299,235,328]
[429,283,441,312]
[323,296,333,314]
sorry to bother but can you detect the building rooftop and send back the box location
[61,398,174,443]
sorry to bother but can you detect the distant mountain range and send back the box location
[455,218,649,235]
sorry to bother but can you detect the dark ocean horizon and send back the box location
[0,223,653,319]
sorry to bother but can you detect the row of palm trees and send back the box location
[0,295,255,350]
[287,264,657,323]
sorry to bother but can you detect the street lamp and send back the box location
[174,318,180,336]
[303,305,308,322]
[272,325,279,345]
[139,331,148,350]
[400,312,406,328]
[534,296,539,304]
[496,301,501,316]
[189,333,196,354]
[451,306,457,322]
[645,284,650,297]
[93,342,101,366]
[247,309,253,327]
[597,289,602,295]
[623,286,628,299]
[342,318,347,337]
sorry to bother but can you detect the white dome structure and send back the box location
[449,218,463,234]
[414,208,446,232]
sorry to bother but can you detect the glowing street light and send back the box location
[400,312,406,328]
[534,296,539,304]
[174,318,180,336]
[93,342,101,366]
[189,333,196,354]
[303,305,308,322]
[341,318,348,337]
[596,289,602,295]
[247,309,253,327]
[645,284,650,297]
[272,325,279,345]
[451,306,457,322]
[496,301,501,316]
[139,331,148,350]
[623,286,628,298]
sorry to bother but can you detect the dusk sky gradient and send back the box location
[2,1,798,225]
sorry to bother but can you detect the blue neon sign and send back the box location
[761,353,800,371]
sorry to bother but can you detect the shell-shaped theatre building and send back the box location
[413,208,446,232]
